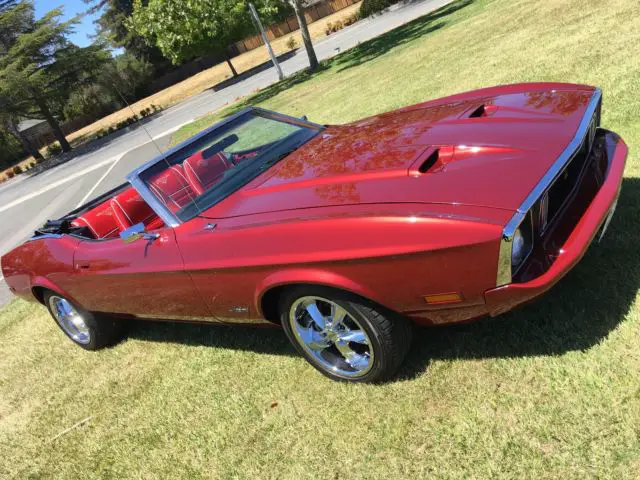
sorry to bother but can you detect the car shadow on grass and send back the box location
[399,176,640,380]
[125,179,638,381]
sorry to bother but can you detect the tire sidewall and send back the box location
[280,286,393,382]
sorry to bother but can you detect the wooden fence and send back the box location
[230,0,359,55]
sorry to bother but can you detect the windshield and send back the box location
[138,110,321,223]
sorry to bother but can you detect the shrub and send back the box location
[12,165,23,175]
[343,12,360,26]
[29,162,36,169]
[285,36,298,50]
[325,17,355,35]
[6,170,14,179]
[46,142,62,158]
[359,0,398,18]
[325,21,334,35]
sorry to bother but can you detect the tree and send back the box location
[84,0,172,75]
[128,0,289,75]
[289,0,317,70]
[0,1,79,152]
[0,88,44,161]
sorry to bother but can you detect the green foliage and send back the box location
[62,53,153,121]
[63,83,118,120]
[0,128,23,167]
[129,0,290,64]
[11,163,21,174]
[85,0,172,75]
[45,141,62,158]
[359,0,398,18]
[0,1,79,152]
[102,52,153,101]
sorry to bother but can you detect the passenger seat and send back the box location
[71,200,120,239]
[110,188,164,232]
[183,151,231,195]
[148,165,196,213]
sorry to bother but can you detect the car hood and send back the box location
[205,84,596,221]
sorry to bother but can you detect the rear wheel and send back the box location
[280,286,412,382]
[44,291,122,350]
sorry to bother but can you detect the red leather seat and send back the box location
[71,199,120,239]
[183,151,231,195]
[148,165,196,213]
[110,188,164,232]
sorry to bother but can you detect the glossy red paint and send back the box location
[0,83,626,331]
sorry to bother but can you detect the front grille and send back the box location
[539,108,600,233]
[514,128,609,283]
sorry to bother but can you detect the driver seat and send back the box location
[183,151,231,195]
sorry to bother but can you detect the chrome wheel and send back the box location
[48,296,91,345]
[289,296,374,378]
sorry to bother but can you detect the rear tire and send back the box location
[279,286,412,382]
[43,291,123,350]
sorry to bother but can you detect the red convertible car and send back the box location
[1,83,627,382]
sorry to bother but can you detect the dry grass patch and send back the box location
[65,2,362,145]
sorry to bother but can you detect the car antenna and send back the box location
[110,82,167,159]
[110,81,202,212]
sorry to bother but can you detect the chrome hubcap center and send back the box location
[48,296,91,345]
[289,296,373,378]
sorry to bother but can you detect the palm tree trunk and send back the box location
[291,0,318,70]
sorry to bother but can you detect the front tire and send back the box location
[44,291,122,350]
[280,286,412,382]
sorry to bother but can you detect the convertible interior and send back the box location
[43,144,259,241]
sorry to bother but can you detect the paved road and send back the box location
[0,0,453,307]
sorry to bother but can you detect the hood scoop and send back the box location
[410,143,521,175]
[417,148,440,173]
[467,104,498,118]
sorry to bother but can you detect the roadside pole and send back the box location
[248,3,284,81]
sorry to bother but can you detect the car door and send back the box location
[172,217,266,324]
[67,226,215,320]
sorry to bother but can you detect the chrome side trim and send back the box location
[495,88,602,286]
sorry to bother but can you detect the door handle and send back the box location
[142,232,161,241]
[76,262,91,270]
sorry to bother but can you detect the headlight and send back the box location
[510,213,533,275]
[511,228,527,267]
[496,211,534,286]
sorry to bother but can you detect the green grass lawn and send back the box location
[2,0,640,477]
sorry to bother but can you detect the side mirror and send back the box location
[120,222,146,243]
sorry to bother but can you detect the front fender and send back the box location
[254,268,387,316]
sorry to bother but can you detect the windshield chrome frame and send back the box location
[126,107,324,228]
